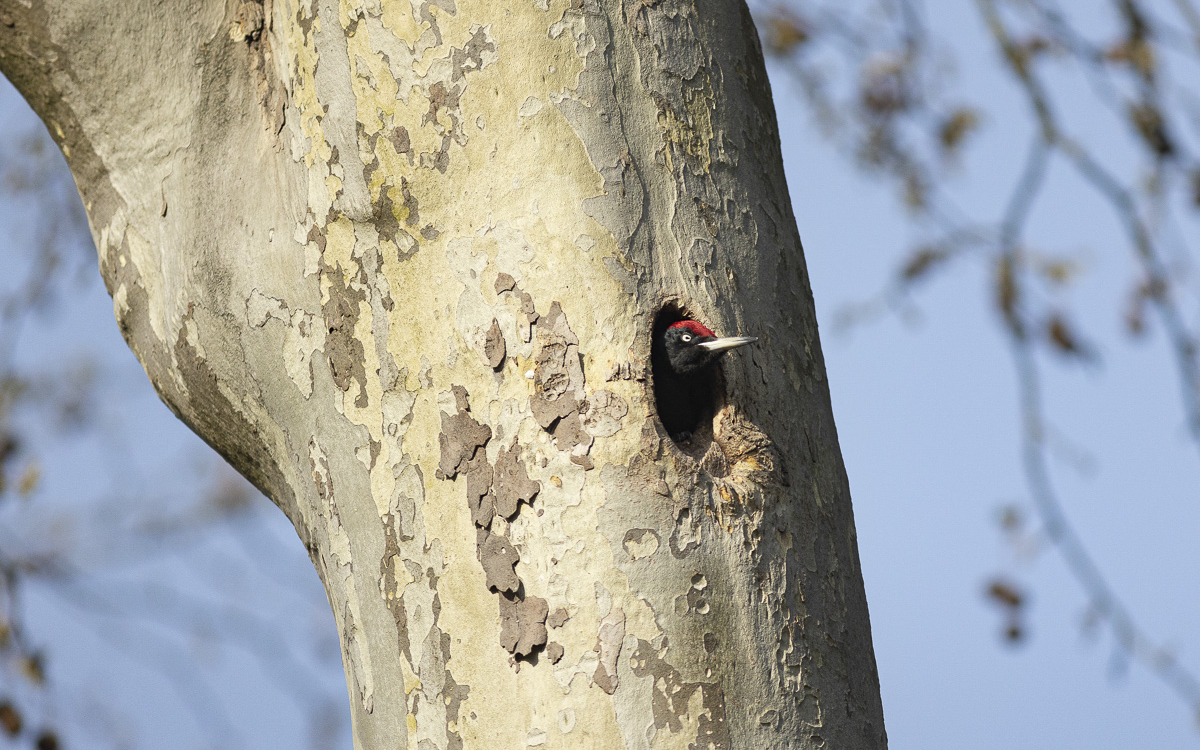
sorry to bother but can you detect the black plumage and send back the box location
[651,320,756,440]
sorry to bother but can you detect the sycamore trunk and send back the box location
[0,0,887,747]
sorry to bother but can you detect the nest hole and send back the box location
[650,303,727,451]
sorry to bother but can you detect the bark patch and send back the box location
[622,528,660,560]
[464,454,495,528]
[436,389,492,479]
[552,412,593,469]
[493,440,540,519]
[499,593,549,657]
[531,302,583,422]
[321,259,370,408]
[389,126,411,160]
[478,531,520,594]
[529,302,598,466]
[670,507,702,559]
[483,318,506,369]
[630,639,731,748]
[493,272,516,294]
[436,384,551,665]
[593,607,625,695]
[493,274,538,341]
[547,607,569,629]
[580,389,629,437]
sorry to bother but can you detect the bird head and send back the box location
[661,320,757,375]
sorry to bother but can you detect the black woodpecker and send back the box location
[652,319,757,440]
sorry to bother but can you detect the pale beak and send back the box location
[698,336,758,353]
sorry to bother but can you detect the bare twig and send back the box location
[992,123,1200,718]
[764,0,1200,725]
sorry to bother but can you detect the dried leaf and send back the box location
[1004,44,1031,77]
[210,475,253,515]
[1105,38,1155,78]
[861,60,908,115]
[0,701,21,736]
[1129,102,1173,157]
[1019,36,1053,56]
[21,653,44,685]
[765,13,810,55]
[902,172,926,211]
[1004,622,1025,643]
[1103,40,1132,62]
[997,505,1023,532]
[1125,287,1147,336]
[0,434,17,465]
[17,462,39,498]
[986,579,1024,609]
[900,245,950,281]
[938,108,979,154]
[1037,259,1078,285]
[995,254,1021,336]
[1046,313,1090,359]
[1125,278,1166,336]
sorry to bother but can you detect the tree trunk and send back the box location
[0,0,887,747]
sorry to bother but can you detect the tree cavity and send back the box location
[650,302,728,450]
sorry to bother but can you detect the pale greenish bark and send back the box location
[0,0,887,747]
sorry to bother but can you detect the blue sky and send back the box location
[2,1,1200,748]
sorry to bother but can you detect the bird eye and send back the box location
[681,334,692,342]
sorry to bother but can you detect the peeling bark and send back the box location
[0,0,887,747]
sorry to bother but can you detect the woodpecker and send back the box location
[652,319,757,439]
[660,320,757,375]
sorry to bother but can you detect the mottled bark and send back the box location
[0,0,887,747]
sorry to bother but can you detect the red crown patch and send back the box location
[668,320,716,338]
